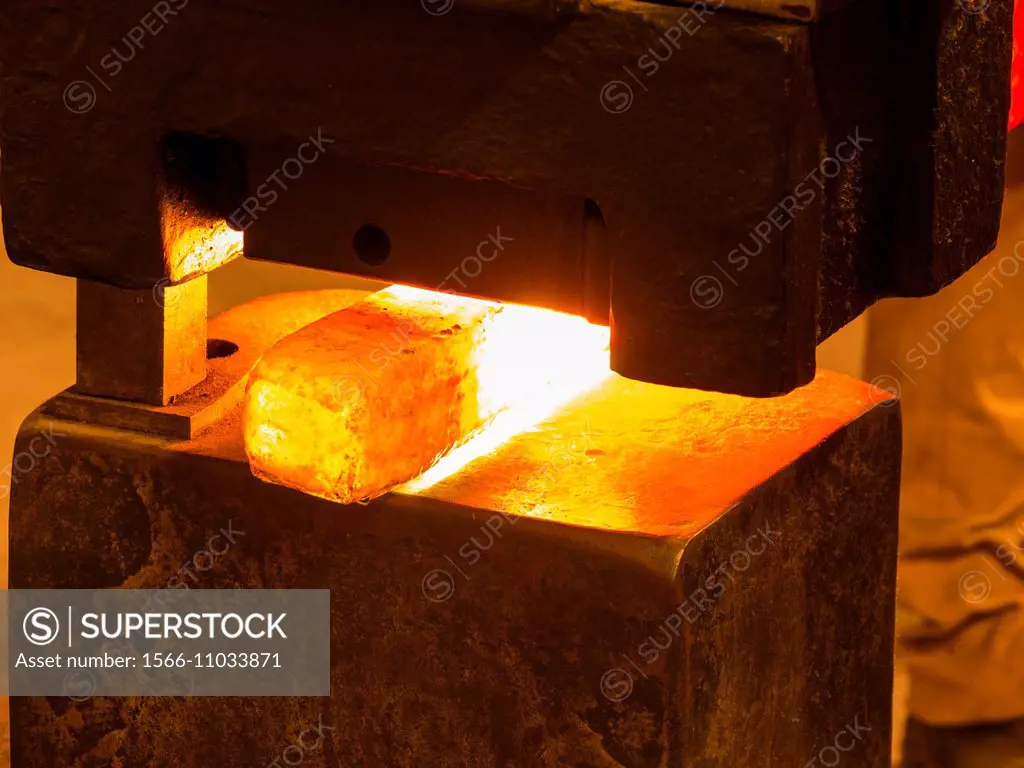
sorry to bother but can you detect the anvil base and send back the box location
[8,337,900,767]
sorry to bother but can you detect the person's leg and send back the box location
[865,140,1024,762]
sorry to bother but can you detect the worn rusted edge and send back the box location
[468,0,846,24]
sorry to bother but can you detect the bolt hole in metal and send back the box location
[207,338,240,359]
[353,223,391,266]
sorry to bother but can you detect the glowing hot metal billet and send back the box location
[243,286,610,503]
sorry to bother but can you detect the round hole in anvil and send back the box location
[207,339,240,360]
[353,223,391,266]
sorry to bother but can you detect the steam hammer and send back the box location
[0,0,1012,765]
[0,0,1012,396]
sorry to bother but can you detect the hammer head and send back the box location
[0,0,1012,395]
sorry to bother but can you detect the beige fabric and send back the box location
[865,187,1024,726]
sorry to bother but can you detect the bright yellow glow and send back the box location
[177,224,245,278]
[244,283,612,504]
[163,208,246,282]
[392,285,611,493]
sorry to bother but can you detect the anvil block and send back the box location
[8,360,900,766]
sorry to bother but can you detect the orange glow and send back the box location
[244,285,611,504]
[407,370,893,537]
[160,190,245,281]
[172,223,245,281]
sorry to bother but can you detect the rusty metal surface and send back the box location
[664,0,851,22]
[456,0,852,23]
[246,157,602,321]
[8,368,900,766]
[74,277,208,406]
